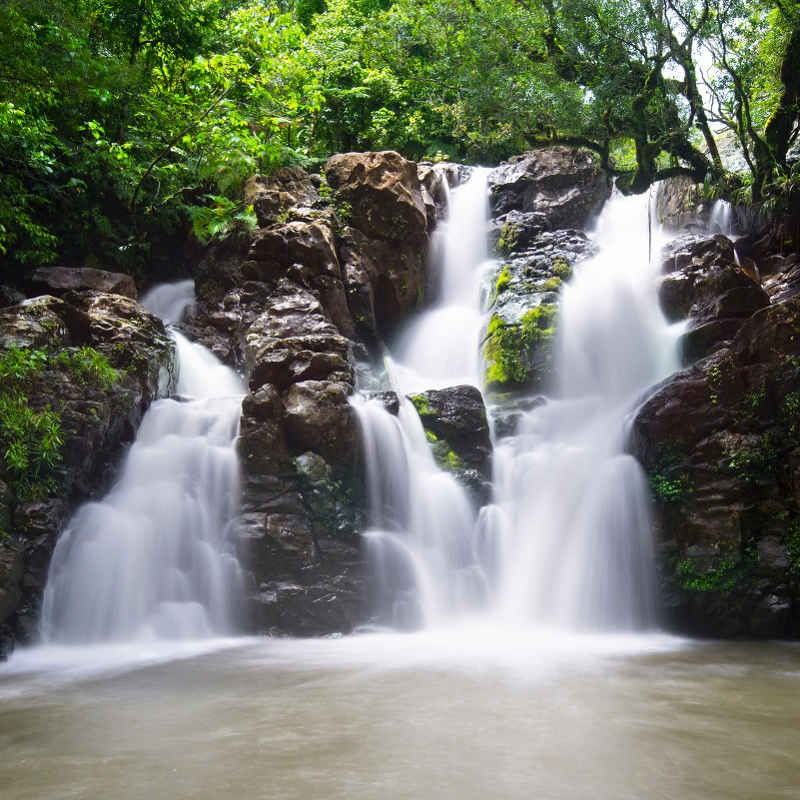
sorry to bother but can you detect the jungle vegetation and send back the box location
[1,0,798,274]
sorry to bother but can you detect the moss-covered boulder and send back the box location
[482,229,595,394]
[408,385,492,501]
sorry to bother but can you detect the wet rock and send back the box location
[24,267,137,300]
[283,380,358,465]
[408,385,492,499]
[243,279,352,392]
[630,293,800,636]
[326,151,430,339]
[482,230,595,393]
[488,147,610,229]
[659,235,770,364]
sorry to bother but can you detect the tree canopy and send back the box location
[1,0,798,275]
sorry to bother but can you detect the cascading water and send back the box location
[355,174,681,631]
[41,281,244,643]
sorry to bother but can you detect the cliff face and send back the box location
[631,218,800,636]
[2,149,799,649]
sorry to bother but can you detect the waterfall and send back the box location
[40,281,244,643]
[355,176,681,631]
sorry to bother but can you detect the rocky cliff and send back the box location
[2,147,799,651]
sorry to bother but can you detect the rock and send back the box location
[488,147,610,229]
[283,380,357,465]
[244,167,319,227]
[243,279,352,392]
[659,234,770,363]
[482,229,595,393]
[326,150,428,241]
[655,175,706,231]
[326,151,430,339]
[23,267,138,300]
[630,293,800,636]
[408,385,492,499]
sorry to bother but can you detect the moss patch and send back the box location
[483,304,557,391]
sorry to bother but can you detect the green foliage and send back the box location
[786,518,800,574]
[726,434,779,483]
[0,348,62,502]
[647,446,692,504]
[677,556,741,593]
[55,346,120,389]
[0,344,119,506]
[2,0,798,275]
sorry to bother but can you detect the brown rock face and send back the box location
[244,167,319,228]
[325,151,430,339]
[631,294,800,637]
[24,267,138,300]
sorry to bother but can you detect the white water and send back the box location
[389,168,492,393]
[39,281,245,644]
[356,176,681,631]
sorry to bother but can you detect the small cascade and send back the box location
[709,199,735,236]
[389,168,491,394]
[353,395,483,628]
[41,281,244,644]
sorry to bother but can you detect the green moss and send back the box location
[551,257,572,280]
[495,266,512,295]
[541,276,562,292]
[409,394,434,418]
[497,221,519,255]
[483,304,557,390]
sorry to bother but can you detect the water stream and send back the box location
[357,174,680,630]
[40,281,245,643]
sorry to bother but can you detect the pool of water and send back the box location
[1,630,798,800]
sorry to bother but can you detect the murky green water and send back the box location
[1,631,798,799]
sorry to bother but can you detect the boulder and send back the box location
[326,151,430,339]
[630,293,800,637]
[659,234,771,363]
[408,385,492,500]
[24,267,137,300]
[482,229,595,393]
[488,147,610,229]
[244,167,319,228]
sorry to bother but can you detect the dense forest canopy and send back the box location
[1,0,798,274]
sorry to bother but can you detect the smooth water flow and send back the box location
[41,282,244,643]
[389,168,491,394]
[356,178,680,630]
